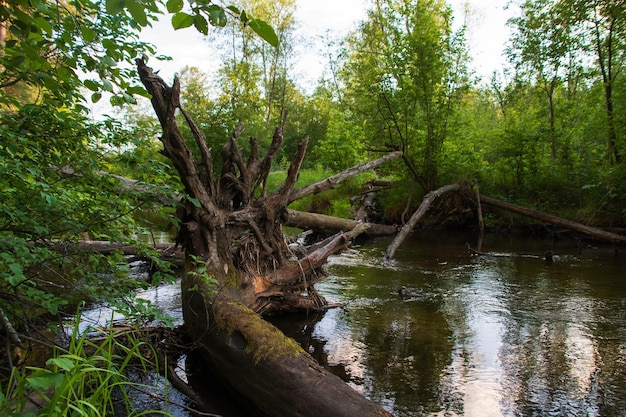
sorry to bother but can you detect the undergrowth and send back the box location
[0,311,174,417]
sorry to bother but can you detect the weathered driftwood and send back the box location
[137,59,393,416]
[55,240,183,261]
[480,195,626,245]
[466,243,554,262]
[385,183,462,260]
[285,209,397,236]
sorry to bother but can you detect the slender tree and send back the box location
[342,0,469,191]
[210,0,297,145]
[507,0,583,160]
[559,0,626,164]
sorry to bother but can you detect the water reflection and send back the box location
[277,233,626,416]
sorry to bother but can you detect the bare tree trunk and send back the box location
[385,183,461,260]
[286,209,397,236]
[475,185,484,233]
[137,59,394,416]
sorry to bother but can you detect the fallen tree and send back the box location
[137,59,395,416]
[384,182,626,261]
[285,209,397,236]
[480,195,626,245]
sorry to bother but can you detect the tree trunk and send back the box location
[137,60,394,416]
[286,209,397,236]
[480,195,626,244]
[385,183,461,260]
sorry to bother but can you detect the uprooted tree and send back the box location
[137,59,398,416]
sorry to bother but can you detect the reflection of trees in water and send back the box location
[273,289,458,416]
[356,299,457,415]
[496,263,626,416]
[278,239,626,417]
[269,312,355,381]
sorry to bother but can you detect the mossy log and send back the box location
[185,290,392,417]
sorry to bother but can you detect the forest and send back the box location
[1,0,625,415]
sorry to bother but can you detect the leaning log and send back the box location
[480,195,626,245]
[288,151,402,203]
[285,209,397,236]
[385,183,461,260]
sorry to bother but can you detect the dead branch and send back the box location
[385,183,462,261]
[287,151,402,203]
[480,195,626,245]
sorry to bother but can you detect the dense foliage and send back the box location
[139,0,624,224]
[0,0,276,405]
[0,0,624,410]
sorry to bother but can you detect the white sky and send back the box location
[140,0,515,91]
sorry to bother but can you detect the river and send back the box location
[127,231,626,416]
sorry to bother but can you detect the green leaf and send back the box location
[248,18,278,47]
[171,12,194,29]
[47,357,76,372]
[102,79,114,92]
[41,192,57,206]
[105,0,125,15]
[126,0,148,26]
[102,39,117,51]
[121,92,137,104]
[207,6,227,27]
[6,273,25,287]
[34,17,53,35]
[225,5,241,16]
[42,76,57,91]
[81,26,97,42]
[91,92,102,103]
[188,197,201,207]
[166,0,184,13]
[83,79,99,91]
[127,85,149,97]
[9,263,23,276]
[57,66,72,82]
[27,373,65,390]
[194,14,209,35]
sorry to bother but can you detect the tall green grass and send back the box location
[0,314,173,416]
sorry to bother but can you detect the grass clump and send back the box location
[0,313,173,417]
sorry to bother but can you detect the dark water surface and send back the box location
[272,232,626,417]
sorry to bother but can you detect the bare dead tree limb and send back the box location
[385,183,462,261]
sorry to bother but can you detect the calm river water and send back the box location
[128,231,626,417]
[271,231,626,417]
